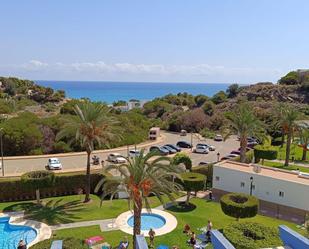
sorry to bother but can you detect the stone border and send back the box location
[115,208,177,236]
[0,212,52,247]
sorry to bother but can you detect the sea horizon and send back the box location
[36,80,234,104]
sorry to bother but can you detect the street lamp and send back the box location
[217,152,220,162]
[250,176,253,195]
[0,128,4,176]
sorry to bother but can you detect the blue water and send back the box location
[36,80,231,103]
[127,213,166,230]
[0,217,37,249]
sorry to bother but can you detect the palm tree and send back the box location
[225,103,264,163]
[277,105,300,166]
[95,150,182,249]
[57,102,119,202]
[297,125,309,161]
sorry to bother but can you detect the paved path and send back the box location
[272,159,309,168]
[50,195,189,232]
[1,131,239,176]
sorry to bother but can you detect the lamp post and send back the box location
[0,128,4,177]
[250,176,253,195]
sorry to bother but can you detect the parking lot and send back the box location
[2,131,239,176]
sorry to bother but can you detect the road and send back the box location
[1,131,239,176]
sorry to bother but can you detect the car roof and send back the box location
[49,157,59,160]
[110,153,121,156]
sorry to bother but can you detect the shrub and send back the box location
[192,164,213,188]
[224,222,282,249]
[0,172,105,202]
[31,237,87,249]
[199,128,215,139]
[173,152,192,171]
[53,141,72,153]
[180,172,206,204]
[254,145,278,164]
[220,193,259,220]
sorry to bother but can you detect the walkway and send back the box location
[50,195,189,232]
[272,159,309,168]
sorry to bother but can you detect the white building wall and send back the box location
[213,166,309,211]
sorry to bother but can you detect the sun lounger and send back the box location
[85,236,104,246]
[50,240,63,249]
[156,245,169,249]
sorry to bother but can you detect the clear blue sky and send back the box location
[1,0,309,83]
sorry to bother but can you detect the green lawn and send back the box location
[275,143,308,163]
[53,198,306,249]
[0,194,167,225]
[263,160,309,173]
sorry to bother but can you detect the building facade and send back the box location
[212,161,309,224]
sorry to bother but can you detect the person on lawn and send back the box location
[183,224,191,235]
[148,228,156,248]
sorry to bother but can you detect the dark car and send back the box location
[230,150,241,155]
[164,144,181,152]
[149,146,169,155]
[176,141,192,148]
[198,161,210,166]
[162,145,177,154]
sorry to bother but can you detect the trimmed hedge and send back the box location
[180,172,206,192]
[220,193,259,220]
[192,164,213,187]
[173,152,192,171]
[254,145,278,163]
[0,172,105,202]
[224,222,282,249]
[21,170,55,189]
[31,237,87,249]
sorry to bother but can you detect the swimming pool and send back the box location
[127,213,166,230]
[0,217,37,249]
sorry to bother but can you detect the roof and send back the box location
[214,161,309,186]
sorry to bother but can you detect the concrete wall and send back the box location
[279,225,309,249]
[212,165,309,211]
[210,230,235,249]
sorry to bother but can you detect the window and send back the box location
[279,191,284,197]
[215,176,220,181]
[240,182,245,188]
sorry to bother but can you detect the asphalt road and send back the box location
[2,132,239,176]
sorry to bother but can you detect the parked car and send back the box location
[221,154,238,160]
[47,158,62,170]
[176,141,192,148]
[107,153,126,164]
[180,129,187,136]
[198,161,210,166]
[162,145,177,154]
[194,145,209,154]
[214,134,223,141]
[238,147,252,152]
[196,143,216,151]
[149,146,169,155]
[129,149,140,157]
[164,144,181,152]
[230,150,241,155]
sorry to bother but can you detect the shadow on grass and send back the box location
[166,201,196,213]
[3,199,85,225]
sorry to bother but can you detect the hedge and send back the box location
[0,172,105,202]
[254,145,278,163]
[192,164,213,187]
[220,193,259,220]
[180,172,206,192]
[31,237,87,249]
[224,222,282,249]
[173,152,192,171]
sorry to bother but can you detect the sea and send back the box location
[36,80,231,104]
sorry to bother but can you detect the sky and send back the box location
[1,0,309,84]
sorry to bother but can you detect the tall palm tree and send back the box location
[95,150,182,249]
[225,103,264,163]
[297,125,309,161]
[277,105,300,166]
[57,102,119,202]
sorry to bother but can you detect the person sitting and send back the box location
[189,232,196,248]
[183,223,191,235]
[17,239,27,249]
[206,220,213,242]
[118,236,129,249]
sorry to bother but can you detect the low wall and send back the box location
[210,230,235,249]
[279,225,309,249]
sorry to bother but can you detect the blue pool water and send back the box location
[127,213,166,230]
[0,217,37,249]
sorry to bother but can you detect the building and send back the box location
[212,161,309,224]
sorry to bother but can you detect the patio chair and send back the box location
[50,240,63,249]
[118,241,129,249]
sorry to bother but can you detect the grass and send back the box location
[52,198,306,249]
[0,194,168,225]
[275,143,308,163]
[263,161,309,173]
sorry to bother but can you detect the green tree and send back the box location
[225,103,264,163]
[296,125,309,161]
[57,102,119,202]
[211,91,227,104]
[226,83,240,98]
[173,152,192,171]
[180,172,205,205]
[276,104,300,166]
[278,71,299,85]
[95,150,182,249]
